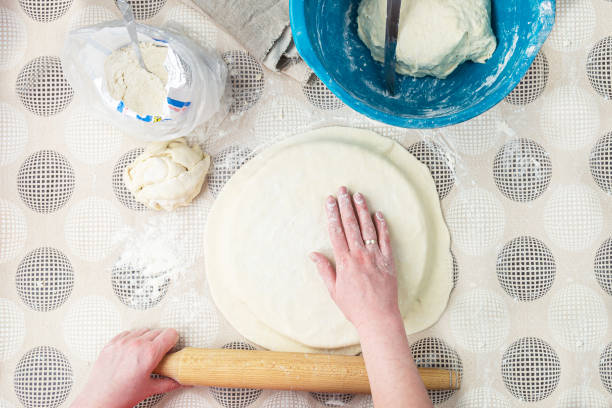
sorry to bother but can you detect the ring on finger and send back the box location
[364,239,377,245]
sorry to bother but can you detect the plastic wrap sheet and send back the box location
[1,0,612,407]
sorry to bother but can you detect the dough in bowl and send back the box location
[357,0,497,78]
[205,127,452,352]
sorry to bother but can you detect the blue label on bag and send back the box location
[116,100,177,122]
[167,97,191,108]
[167,97,191,112]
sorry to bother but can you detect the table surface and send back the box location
[1,0,612,407]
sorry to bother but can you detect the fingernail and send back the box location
[375,211,384,221]
[167,328,179,340]
[338,186,349,197]
[353,192,364,204]
[309,253,319,263]
[326,196,336,208]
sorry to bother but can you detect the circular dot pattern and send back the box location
[65,110,123,165]
[600,342,612,394]
[69,5,115,30]
[452,250,459,287]
[0,198,27,264]
[548,284,607,352]
[586,36,612,99]
[310,392,353,406]
[594,238,612,296]
[540,85,600,151]
[407,141,455,199]
[0,103,28,166]
[254,96,310,144]
[493,138,552,202]
[0,397,16,408]
[501,337,560,402]
[114,0,166,20]
[456,387,511,408]
[547,0,596,52]
[0,298,26,361]
[262,392,310,408]
[17,150,75,213]
[353,123,411,146]
[505,51,549,105]
[543,184,603,252]
[445,187,505,256]
[590,131,612,193]
[210,342,262,408]
[163,389,210,408]
[357,396,373,408]
[112,148,148,211]
[16,247,74,312]
[496,236,556,301]
[16,56,73,116]
[19,0,73,22]
[165,5,217,48]
[160,292,219,350]
[111,264,170,310]
[13,346,72,408]
[450,289,510,353]
[411,337,463,404]
[557,386,608,408]
[159,200,210,263]
[134,394,162,408]
[0,8,27,70]
[208,146,252,197]
[63,295,121,362]
[223,51,265,114]
[64,197,123,262]
[443,108,501,156]
[4,3,612,403]
[302,73,343,111]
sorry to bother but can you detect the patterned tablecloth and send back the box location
[1,0,612,407]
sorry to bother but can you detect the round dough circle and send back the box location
[205,127,452,351]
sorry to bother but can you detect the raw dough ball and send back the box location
[205,127,453,352]
[124,138,210,211]
[357,0,497,78]
[105,42,169,117]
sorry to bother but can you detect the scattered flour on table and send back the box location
[104,42,168,116]
[113,215,193,300]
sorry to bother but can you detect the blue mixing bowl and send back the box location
[290,0,555,128]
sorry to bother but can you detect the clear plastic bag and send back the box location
[62,21,228,141]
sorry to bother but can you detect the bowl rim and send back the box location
[289,0,556,128]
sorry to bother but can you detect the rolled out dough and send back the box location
[205,127,453,352]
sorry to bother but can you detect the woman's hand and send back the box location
[309,186,401,333]
[311,187,433,408]
[71,328,182,408]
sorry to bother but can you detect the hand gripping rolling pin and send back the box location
[154,347,461,393]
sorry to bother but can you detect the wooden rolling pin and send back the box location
[154,347,460,393]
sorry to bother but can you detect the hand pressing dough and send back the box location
[205,127,453,352]
[357,0,497,78]
[124,138,210,211]
[105,42,168,117]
